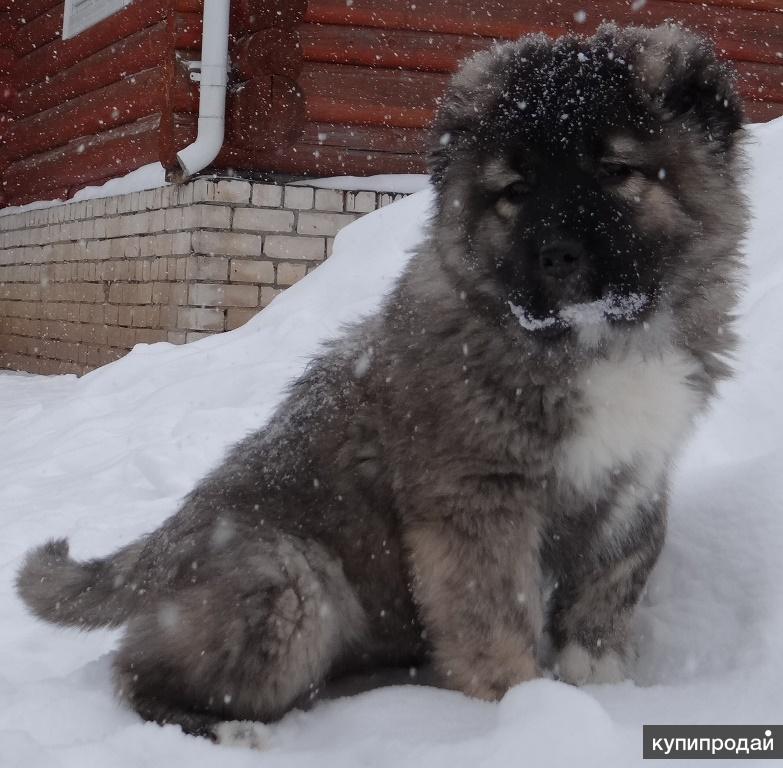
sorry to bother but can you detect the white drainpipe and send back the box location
[176,0,231,178]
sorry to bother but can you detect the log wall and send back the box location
[266,0,783,176]
[0,0,200,207]
[0,0,781,205]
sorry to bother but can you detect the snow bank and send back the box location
[0,120,782,766]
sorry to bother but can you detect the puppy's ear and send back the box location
[627,23,744,148]
[427,111,460,189]
[429,35,552,185]
[428,49,500,187]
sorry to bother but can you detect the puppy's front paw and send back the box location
[213,720,270,750]
[553,642,625,685]
[456,651,539,701]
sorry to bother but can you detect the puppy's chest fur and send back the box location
[555,345,703,497]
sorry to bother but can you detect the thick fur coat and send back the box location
[17,23,747,739]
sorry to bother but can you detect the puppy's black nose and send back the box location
[539,240,585,279]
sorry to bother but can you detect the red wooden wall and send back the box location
[0,0,781,207]
[242,0,783,177]
[0,0,202,206]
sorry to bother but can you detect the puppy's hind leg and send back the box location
[113,533,366,739]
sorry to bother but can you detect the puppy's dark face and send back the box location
[466,131,671,322]
[430,24,744,330]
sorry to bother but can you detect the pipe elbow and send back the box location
[174,0,230,180]
[176,119,226,178]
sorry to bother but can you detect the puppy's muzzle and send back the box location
[538,239,586,279]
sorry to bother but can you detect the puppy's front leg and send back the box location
[548,495,667,685]
[405,505,543,700]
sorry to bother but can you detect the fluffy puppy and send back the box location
[17,23,747,738]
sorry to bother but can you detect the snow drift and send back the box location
[0,119,782,767]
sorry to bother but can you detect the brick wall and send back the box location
[0,180,407,375]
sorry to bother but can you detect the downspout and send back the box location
[176,0,231,178]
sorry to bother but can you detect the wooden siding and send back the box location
[279,0,783,176]
[0,0,179,205]
[0,0,782,205]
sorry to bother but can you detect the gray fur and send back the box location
[17,538,146,629]
[17,23,747,737]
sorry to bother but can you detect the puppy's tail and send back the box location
[16,538,145,629]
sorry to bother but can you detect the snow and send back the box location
[509,301,560,330]
[290,174,430,194]
[1,118,782,765]
[0,162,169,217]
[0,166,428,217]
[508,293,649,331]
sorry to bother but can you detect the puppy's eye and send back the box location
[499,180,530,204]
[598,162,635,183]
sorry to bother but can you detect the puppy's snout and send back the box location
[539,240,585,279]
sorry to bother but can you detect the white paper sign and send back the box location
[62,0,134,40]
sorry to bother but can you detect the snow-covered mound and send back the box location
[1,119,782,767]
[0,162,169,217]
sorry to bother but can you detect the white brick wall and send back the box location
[297,212,359,237]
[344,191,377,213]
[283,186,314,210]
[263,235,326,261]
[0,179,409,375]
[232,208,295,233]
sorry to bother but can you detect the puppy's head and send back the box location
[429,24,746,334]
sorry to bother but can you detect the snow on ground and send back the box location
[1,119,782,767]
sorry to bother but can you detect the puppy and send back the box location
[17,23,747,738]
